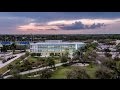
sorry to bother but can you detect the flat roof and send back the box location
[30,42,85,45]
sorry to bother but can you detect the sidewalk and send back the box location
[3,62,68,79]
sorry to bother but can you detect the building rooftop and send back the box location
[30,41,85,45]
[45,40,62,43]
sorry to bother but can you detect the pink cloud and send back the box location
[16,18,120,34]
[17,23,60,31]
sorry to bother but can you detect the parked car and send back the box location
[2,60,7,63]
[2,55,17,63]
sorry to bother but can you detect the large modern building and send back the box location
[30,40,85,57]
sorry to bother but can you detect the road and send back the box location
[0,53,25,68]
[3,62,68,79]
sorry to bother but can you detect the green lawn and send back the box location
[51,66,72,79]
[85,65,99,79]
[27,56,38,63]
[51,64,99,79]
[16,65,98,79]
[54,59,60,64]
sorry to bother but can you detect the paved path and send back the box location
[0,53,25,68]
[3,62,69,79]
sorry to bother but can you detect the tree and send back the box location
[7,64,13,70]
[11,42,16,54]
[60,55,68,63]
[64,48,69,57]
[37,57,46,67]
[1,45,7,52]
[23,60,32,71]
[66,67,90,79]
[46,57,55,68]
[20,55,26,60]
[39,69,52,79]
[12,73,22,79]
[73,47,85,62]
[25,51,29,57]
[10,69,21,79]
[102,59,116,70]
[95,66,114,79]
[104,52,112,58]
[31,53,36,57]
[9,66,22,79]
[23,45,27,52]
[74,43,98,64]
[104,48,111,53]
[82,47,98,67]
[0,74,3,79]
[114,55,120,61]
[112,62,120,79]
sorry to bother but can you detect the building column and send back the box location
[75,44,77,50]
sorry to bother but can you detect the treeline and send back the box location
[0,34,120,41]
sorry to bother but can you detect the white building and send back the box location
[30,40,85,57]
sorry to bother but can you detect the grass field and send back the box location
[85,65,99,79]
[27,57,38,63]
[51,64,99,79]
[51,66,72,79]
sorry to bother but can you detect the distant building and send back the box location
[16,41,29,45]
[0,41,12,45]
[30,40,85,57]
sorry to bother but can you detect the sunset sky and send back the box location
[0,12,120,34]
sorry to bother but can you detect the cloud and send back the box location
[59,21,105,30]
[17,23,60,31]
[16,18,120,34]
[18,19,107,31]
[47,19,120,25]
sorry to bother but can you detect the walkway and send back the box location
[3,62,68,79]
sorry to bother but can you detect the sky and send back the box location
[0,12,120,34]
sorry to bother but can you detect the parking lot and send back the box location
[0,53,25,68]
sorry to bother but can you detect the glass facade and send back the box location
[30,41,85,56]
